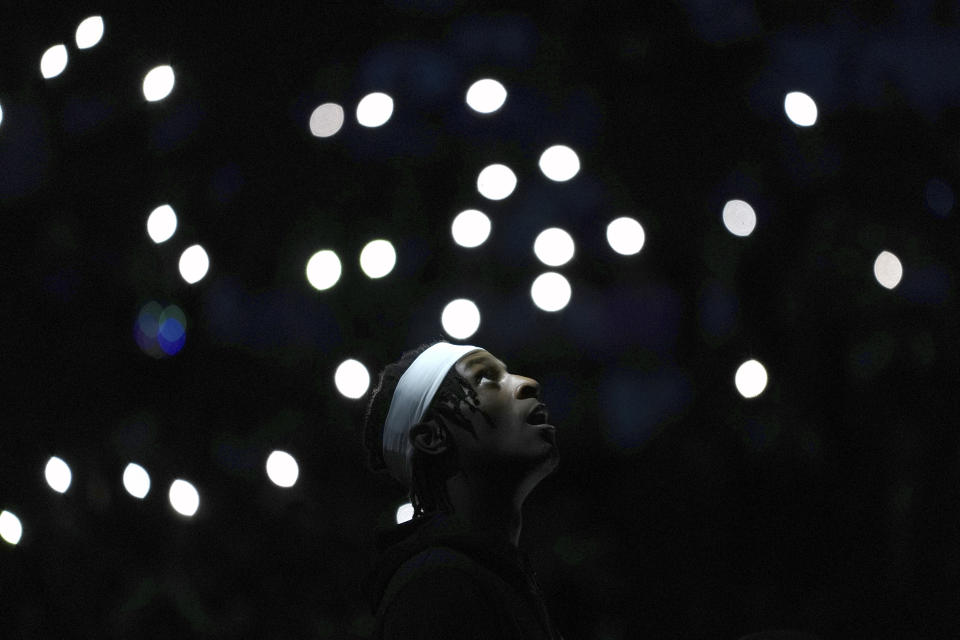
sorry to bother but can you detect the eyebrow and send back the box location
[462,354,507,372]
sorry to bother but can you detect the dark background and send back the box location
[2,1,959,638]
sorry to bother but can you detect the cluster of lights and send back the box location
[144,204,211,286]
[134,302,187,357]
[305,239,397,291]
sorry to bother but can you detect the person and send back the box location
[360,340,564,639]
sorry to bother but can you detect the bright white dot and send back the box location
[44,456,72,493]
[538,145,581,182]
[784,91,818,127]
[533,227,575,267]
[465,78,507,114]
[530,272,571,312]
[334,359,371,399]
[451,209,492,248]
[874,251,903,290]
[359,239,397,279]
[178,244,210,284]
[477,164,517,200]
[305,250,342,291]
[722,199,757,237]
[0,103,4,128]
[266,450,300,488]
[75,16,104,49]
[40,44,68,79]
[606,217,646,256]
[122,462,151,499]
[0,511,22,545]
[735,359,768,399]
[441,299,481,340]
[143,65,175,102]
[356,92,393,127]
[396,502,414,524]
[146,204,178,244]
[309,103,345,138]
[168,479,199,517]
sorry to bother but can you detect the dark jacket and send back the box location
[360,511,564,639]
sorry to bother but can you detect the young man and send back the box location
[360,340,564,639]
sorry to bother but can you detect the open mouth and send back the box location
[525,403,549,426]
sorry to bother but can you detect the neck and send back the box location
[444,472,526,547]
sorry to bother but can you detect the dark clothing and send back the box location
[360,511,564,639]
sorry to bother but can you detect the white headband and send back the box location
[382,342,482,487]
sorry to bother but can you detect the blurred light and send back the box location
[75,16,104,49]
[306,249,342,291]
[143,65,175,102]
[0,510,22,545]
[266,450,299,488]
[735,359,768,398]
[530,272,571,312]
[533,227,575,267]
[359,239,396,279]
[179,244,209,284]
[784,91,817,127]
[122,462,151,499]
[874,251,903,290]
[606,217,645,255]
[0,102,3,128]
[168,479,199,517]
[538,145,580,182]
[451,209,491,248]
[396,502,414,524]
[334,359,371,399]
[477,164,517,200]
[40,44,68,79]
[135,302,186,358]
[925,178,954,217]
[722,199,756,237]
[356,92,393,127]
[309,102,344,137]
[44,456,72,493]
[146,204,177,243]
[441,299,481,339]
[465,78,507,114]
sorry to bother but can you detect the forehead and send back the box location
[455,350,507,372]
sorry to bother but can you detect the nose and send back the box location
[514,375,541,401]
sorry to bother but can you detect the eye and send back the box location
[475,368,497,384]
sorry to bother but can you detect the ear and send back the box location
[409,417,450,456]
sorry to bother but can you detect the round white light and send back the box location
[266,450,300,488]
[44,456,72,493]
[356,92,393,127]
[441,299,481,340]
[334,358,371,399]
[359,239,397,279]
[477,164,517,200]
[122,462,151,499]
[722,199,757,237]
[396,502,415,524]
[0,510,22,545]
[309,102,345,138]
[75,16,104,49]
[606,217,645,255]
[784,91,818,127]
[0,103,4,128]
[538,145,581,182]
[874,251,903,290]
[530,272,571,312]
[305,250,342,291]
[533,227,575,267]
[168,479,199,517]
[143,65,175,102]
[465,78,507,114]
[451,209,492,248]
[178,244,210,284]
[146,204,178,244]
[40,44,68,79]
[735,359,768,399]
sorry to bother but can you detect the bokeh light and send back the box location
[44,456,72,493]
[451,209,492,248]
[266,450,299,488]
[179,245,210,284]
[359,239,396,279]
[334,359,371,399]
[75,16,104,49]
[356,92,393,127]
[538,145,580,182]
[396,502,414,524]
[134,302,187,358]
[306,250,342,291]
[465,78,507,114]
[533,227,575,267]
[606,217,645,255]
[146,204,177,244]
[40,44,68,79]
[309,103,345,137]
[143,65,175,102]
[874,251,903,290]
[735,359,768,399]
[530,272,571,312]
[784,91,817,127]
[722,199,757,237]
[122,462,151,499]
[477,164,517,200]
[0,102,3,129]
[168,479,199,517]
[0,511,22,545]
[441,299,481,339]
